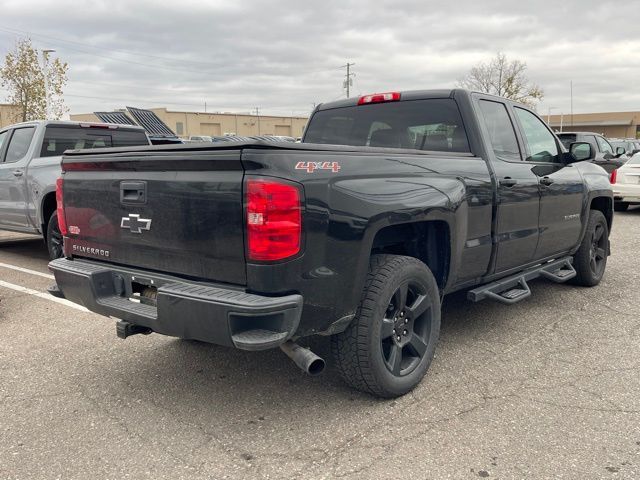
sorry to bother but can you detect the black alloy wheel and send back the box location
[588,222,607,279]
[381,281,433,377]
[571,209,608,287]
[331,254,441,398]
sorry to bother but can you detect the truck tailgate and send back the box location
[61,149,246,285]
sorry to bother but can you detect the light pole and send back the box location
[547,106,557,126]
[570,80,573,128]
[42,49,56,120]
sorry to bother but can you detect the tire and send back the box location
[614,202,629,212]
[571,210,608,287]
[46,211,64,260]
[331,254,441,398]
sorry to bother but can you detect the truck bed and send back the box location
[61,140,473,287]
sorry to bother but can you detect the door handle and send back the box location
[499,177,517,187]
[540,177,554,186]
[120,181,147,204]
[12,169,23,177]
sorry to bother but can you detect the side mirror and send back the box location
[616,146,626,156]
[569,142,594,162]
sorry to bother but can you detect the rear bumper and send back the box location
[48,258,303,351]
[613,183,640,203]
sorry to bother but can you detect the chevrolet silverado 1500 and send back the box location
[49,89,613,397]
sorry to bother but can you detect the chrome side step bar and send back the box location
[467,256,576,305]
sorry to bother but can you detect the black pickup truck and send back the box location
[49,89,613,398]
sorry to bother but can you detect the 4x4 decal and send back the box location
[295,161,341,173]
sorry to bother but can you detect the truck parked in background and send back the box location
[556,131,627,173]
[0,121,150,258]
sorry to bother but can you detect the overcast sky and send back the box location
[1,0,639,119]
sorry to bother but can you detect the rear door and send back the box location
[0,126,36,229]
[475,97,541,273]
[512,107,585,259]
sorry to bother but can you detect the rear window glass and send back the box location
[556,134,576,149]
[40,127,149,158]
[303,99,470,153]
[628,153,640,165]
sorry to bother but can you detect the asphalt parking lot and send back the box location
[1,212,639,480]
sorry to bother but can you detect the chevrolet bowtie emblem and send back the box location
[121,214,152,234]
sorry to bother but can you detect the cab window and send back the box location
[304,99,470,153]
[514,108,559,163]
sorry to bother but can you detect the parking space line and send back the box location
[0,280,89,312]
[0,261,55,280]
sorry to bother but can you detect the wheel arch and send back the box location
[40,191,57,241]
[369,220,451,291]
[589,196,612,231]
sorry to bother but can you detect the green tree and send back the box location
[0,38,69,122]
[458,52,544,107]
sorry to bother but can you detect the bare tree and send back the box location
[458,52,543,107]
[0,38,69,122]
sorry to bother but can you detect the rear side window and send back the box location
[0,130,7,154]
[40,127,149,157]
[5,127,35,163]
[303,99,470,153]
[477,100,521,161]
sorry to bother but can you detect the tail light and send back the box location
[610,169,617,184]
[358,92,401,105]
[246,179,302,261]
[55,177,68,236]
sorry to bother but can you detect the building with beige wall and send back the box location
[150,108,308,139]
[0,104,21,128]
[547,111,640,138]
[71,108,308,139]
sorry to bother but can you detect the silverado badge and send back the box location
[121,214,152,234]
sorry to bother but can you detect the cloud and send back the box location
[0,0,639,117]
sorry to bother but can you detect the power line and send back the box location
[0,25,225,68]
[0,25,347,76]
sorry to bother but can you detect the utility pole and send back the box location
[342,62,355,98]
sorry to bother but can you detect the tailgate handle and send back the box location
[120,181,147,204]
